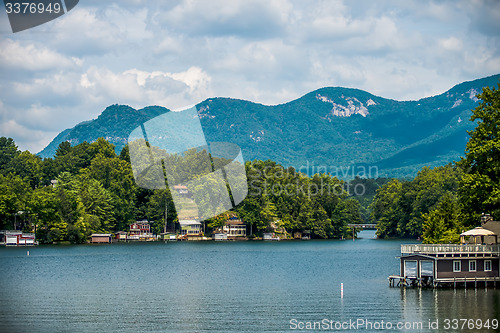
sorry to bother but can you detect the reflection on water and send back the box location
[0,230,499,332]
[399,284,500,332]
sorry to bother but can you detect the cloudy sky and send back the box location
[0,0,499,153]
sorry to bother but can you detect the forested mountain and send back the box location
[39,105,168,159]
[39,74,500,178]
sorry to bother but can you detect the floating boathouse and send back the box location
[389,243,500,288]
[389,215,500,288]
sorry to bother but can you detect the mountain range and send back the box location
[39,74,500,179]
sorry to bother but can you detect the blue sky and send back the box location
[0,0,499,153]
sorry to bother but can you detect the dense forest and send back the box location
[0,136,367,243]
[1,82,499,244]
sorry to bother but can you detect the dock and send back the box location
[388,275,500,288]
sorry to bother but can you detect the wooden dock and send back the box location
[389,275,500,288]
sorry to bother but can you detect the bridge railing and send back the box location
[347,224,377,228]
[401,244,500,255]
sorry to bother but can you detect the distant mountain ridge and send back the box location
[39,74,500,178]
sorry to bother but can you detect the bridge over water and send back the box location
[347,223,377,230]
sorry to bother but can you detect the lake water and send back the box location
[1,230,499,333]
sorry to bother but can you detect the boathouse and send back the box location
[212,233,228,241]
[115,231,128,241]
[393,243,500,287]
[91,234,112,244]
[2,231,37,246]
[391,216,500,288]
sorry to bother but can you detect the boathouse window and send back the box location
[469,260,476,272]
[485,260,492,272]
[404,260,417,277]
[420,261,433,277]
[453,260,461,272]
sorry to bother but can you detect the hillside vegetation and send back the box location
[39,74,500,179]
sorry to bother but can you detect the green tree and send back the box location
[259,195,277,231]
[6,151,43,188]
[29,186,59,234]
[398,165,462,238]
[422,193,463,244]
[146,189,177,234]
[459,81,500,226]
[0,174,32,230]
[0,137,20,172]
[53,141,91,175]
[88,138,117,160]
[83,154,137,230]
[370,179,403,238]
[73,175,115,233]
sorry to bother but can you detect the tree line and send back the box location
[0,137,365,243]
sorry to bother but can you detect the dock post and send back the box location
[475,277,477,289]
[453,277,456,289]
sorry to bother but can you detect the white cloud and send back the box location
[0,39,78,70]
[1,64,214,153]
[439,36,464,52]
[158,0,292,38]
[46,5,152,56]
[303,1,371,40]
[0,119,58,153]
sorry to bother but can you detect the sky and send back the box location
[0,0,499,153]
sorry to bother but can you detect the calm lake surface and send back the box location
[1,230,499,333]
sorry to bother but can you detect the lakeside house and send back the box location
[129,220,151,236]
[212,217,247,241]
[222,218,247,240]
[391,214,500,288]
[179,220,203,240]
[128,220,156,241]
[1,231,38,246]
